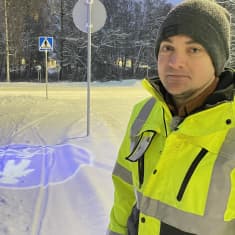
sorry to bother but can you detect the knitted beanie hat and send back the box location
[155,0,231,76]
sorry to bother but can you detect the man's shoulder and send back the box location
[132,97,157,115]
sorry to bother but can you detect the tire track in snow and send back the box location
[10,111,57,140]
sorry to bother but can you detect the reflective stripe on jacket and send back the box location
[108,69,235,235]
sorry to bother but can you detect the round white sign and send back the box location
[72,0,107,33]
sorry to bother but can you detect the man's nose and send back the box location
[168,52,186,69]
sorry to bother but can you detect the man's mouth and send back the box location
[167,74,190,79]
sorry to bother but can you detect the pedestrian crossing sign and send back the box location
[39,36,53,51]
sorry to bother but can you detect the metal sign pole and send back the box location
[45,50,48,99]
[86,0,93,136]
[39,36,53,99]
[72,0,107,136]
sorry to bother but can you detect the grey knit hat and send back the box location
[155,0,231,76]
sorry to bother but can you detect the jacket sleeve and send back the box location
[107,99,150,235]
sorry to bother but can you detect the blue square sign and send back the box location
[39,36,53,51]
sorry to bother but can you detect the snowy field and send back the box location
[0,80,149,235]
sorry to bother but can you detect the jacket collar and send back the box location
[165,77,219,117]
[145,68,235,116]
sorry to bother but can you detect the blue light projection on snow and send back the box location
[0,143,93,188]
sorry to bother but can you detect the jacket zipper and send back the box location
[177,148,208,201]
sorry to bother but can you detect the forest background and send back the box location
[0,0,234,82]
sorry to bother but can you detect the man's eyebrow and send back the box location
[161,38,172,43]
[185,40,201,45]
[161,38,201,45]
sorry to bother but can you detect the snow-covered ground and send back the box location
[0,80,149,235]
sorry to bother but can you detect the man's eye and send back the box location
[189,47,201,53]
[159,45,173,52]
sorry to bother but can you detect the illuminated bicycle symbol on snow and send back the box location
[0,144,93,188]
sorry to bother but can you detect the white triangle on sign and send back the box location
[41,39,52,49]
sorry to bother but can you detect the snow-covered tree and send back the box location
[3,0,234,81]
[217,0,235,69]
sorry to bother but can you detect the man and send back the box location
[107,0,235,235]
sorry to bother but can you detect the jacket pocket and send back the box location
[160,222,196,235]
[177,148,208,201]
[126,131,156,162]
[126,130,156,188]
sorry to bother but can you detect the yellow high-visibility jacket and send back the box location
[107,69,235,235]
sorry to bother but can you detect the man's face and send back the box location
[157,35,216,100]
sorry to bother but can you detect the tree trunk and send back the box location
[4,0,10,82]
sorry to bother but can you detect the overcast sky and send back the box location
[168,0,181,4]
